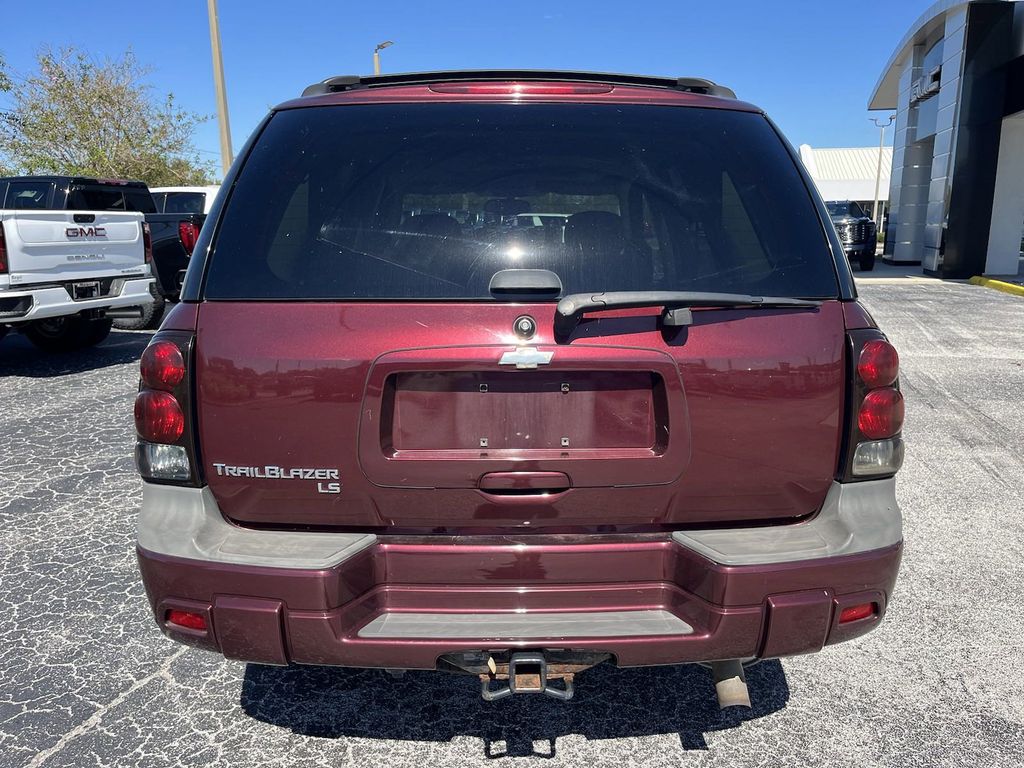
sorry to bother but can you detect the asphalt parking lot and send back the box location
[1,277,1022,768]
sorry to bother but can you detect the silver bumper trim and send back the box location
[137,478,900,571]
[672,478,902,566]
[137,484,376,569]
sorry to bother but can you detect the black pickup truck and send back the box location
[825,200,877,271]
[146,187,219,305]
[140,213,204,324]
[128,185,207,329]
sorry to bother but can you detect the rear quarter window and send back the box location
[205,103,838,300]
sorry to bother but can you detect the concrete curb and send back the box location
[968,276,1024,297]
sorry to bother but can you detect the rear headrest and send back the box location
[403,213,461,239]
[564,211,624,247]
[484,198,532,217]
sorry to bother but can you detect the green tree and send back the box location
[0,47,216,185]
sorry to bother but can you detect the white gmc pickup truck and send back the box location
[0,176,155,352]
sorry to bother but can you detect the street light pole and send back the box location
[373,41,394,75]
[207,0,234,177]
[870,115,895,231]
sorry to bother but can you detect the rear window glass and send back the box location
[68,185,156,214]
[827,201,866,218]
[5,181,53,209]
[161,192,205,214]
[125,190,157,213]
[205,103,837,300]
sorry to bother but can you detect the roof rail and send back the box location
[301,70,736,99]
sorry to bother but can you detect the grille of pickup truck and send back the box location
[836,221,871,244]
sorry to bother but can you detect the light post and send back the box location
[870,115,895,233]
[373,41,394,76]
[207,0,234,176]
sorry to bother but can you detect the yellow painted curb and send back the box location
[968,276,1024,297]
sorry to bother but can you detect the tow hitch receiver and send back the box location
[480,652,574,701]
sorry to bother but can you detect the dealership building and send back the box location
[870,0,1024,277]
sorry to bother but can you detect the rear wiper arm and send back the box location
[554,291,821,336]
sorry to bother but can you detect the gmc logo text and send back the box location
[65,226,107,238]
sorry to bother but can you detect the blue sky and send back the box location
[1,0,925,173]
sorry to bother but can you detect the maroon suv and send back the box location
[134,71,904,706]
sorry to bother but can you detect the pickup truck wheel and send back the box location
[25,317,112,352]
[79,318,114,347]
[113,294,166,331]
[859,252,876,271]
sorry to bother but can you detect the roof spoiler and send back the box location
[301,70,736,99]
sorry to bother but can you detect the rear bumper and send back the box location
[136,480,902,669]
[0,277,155,323]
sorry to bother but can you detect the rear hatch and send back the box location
[195,96,846,532]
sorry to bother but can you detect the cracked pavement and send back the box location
[1,278,1023,767]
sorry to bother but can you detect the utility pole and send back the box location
[870,115,895,232]
[207,0,234,177]
[373,41,394,75]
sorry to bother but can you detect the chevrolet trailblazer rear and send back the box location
[134,71,904,707]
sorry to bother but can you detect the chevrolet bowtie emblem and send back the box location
[499,347,554,369]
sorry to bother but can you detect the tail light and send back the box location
[134,333,200,485]
[841,331,905,480]
[858,388,904,439]
[857,339,898,388]
[142,222,153,264]
[178,221,200,256]
[0,222,8,274]
[141,341,186,389]
[134,391,185,442]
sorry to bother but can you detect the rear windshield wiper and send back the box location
[554,291,822,336]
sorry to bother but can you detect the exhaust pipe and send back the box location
[104,307,145,320]
[710,660,751,709]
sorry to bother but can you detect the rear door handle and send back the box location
[73,214,95,223]
[479,471,571,493]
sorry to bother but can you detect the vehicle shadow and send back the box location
[241,659,789,757]
[0,329,152,377]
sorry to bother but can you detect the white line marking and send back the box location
[26,648,187,768]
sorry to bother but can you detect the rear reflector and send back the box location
[140,341,186,390]
[858,387,905,439]
[852,438,905,476]
[136,441,191,481]
[857,339,899,388]
[838,603,876,624]
[134,390,185,443]
[166,609,207,631]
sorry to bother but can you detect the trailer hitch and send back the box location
[480,652,574,701]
